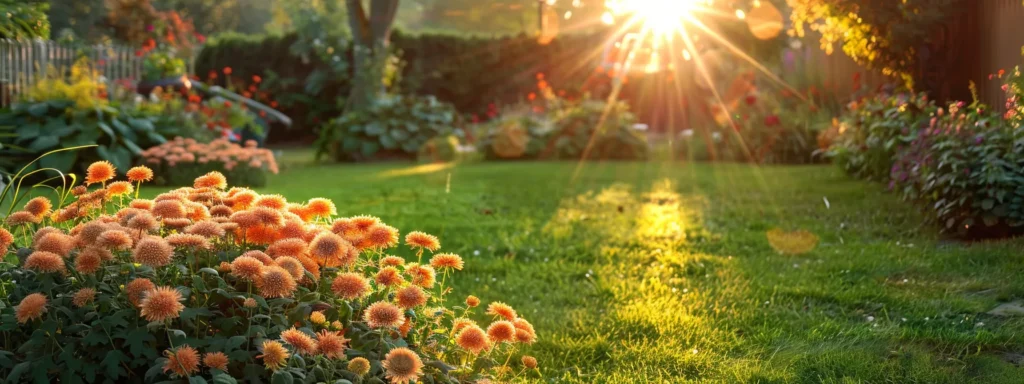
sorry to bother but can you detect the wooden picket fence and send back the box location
[0,39,199,107]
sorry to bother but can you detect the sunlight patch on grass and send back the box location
[376,162,455,179]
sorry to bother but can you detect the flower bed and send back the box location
[0,163,538,382]
[141,137,278,187]
[830,69,1024,238]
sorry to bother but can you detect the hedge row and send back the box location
[195,30,620,142]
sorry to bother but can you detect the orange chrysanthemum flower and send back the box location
[465,295,480,308]
[230,256,264,282]
[251,207,284,227]
[257,266,297,298]
[308,232,354,267]
[395,285,428,309]
[276,219,307,240]
[309,311,327,325]
[331,272,370,300]
[139,286,185,322]
[406,264,436,288]
[287,203,313,222]
[106,181,134,197]
[16,293,47,324]
[429,253,464,270]
[243,250,275,265]
[209,205,233,218]
[380,255,405,267]
[163,217,193,231]
[127,213,159,232]
[152,200,187,219]
[348,357,371,376]
[129,199,155,210]
[72,287,97,308]
[452,317,477,334]
[522,355,538,369]
[253,194,287,210]
[487,320,516,343]
[364,301,404,329]
[76,222,110,245]
[515,327,537,344]
[280,327,318,356]
[243,297,258,308]
[132,237,174,267]
[0,227,13,251]
[23,196,52,218]
[297,255,321,282]
[126,166,154,183]
[330,218,358,237]
[6,211,41,226]
[163,345,200,378]
[126,278,156,306]
[96,230,133,250]
[258,340,289,371]
[375,266,405,287]
[85,161,116,185]
[364,224,399,249]
[275,256,304,280]
[383,347,423,384]
[185,220,226,238]
[399,316,413,337]
[24,251,65,274]
[74,248,103,274]
[267,238,307,258]
[456,325,490,354]
[241,225,279,245]
[194,171,228,189]
[34,232,74,257]
[184,203,211,222]
[165,233,212,250]
[404,231,440,251]
[203,352,229,371]
[487,302,517,321]
[305,198,336,218]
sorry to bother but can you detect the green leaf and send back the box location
[27,103,50,117]
[360,141,380,157]
[981,199,994,210]
[100,350,129,379]
[199,267,220,276]
[226,335,247,351]
[190,377,209,384]
[15,123,41,141]
[122,139,144,155]
[146,358,168,382]
[28,135,59,152]
[97,122,114,137]
[365,122,385,136]
[271,371,294,384]
[379,135,397,149]
[211,371,238,384]
[123,327,157,357]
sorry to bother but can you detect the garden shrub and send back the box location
[828,92,936,181]
[416,134,461,163]
[0,163,539,382]
[475,111,552,161]
[141,137,278,187]
[548,100,648,160]
[314,95,459,162]
[0,100,181,176]
[676,91,832,164]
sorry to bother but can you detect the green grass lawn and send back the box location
[197,154,1024,382]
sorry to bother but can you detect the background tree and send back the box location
[789,0,964,94]
[345,0,400,111]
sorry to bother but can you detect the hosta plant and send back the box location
[141,137,279,187]
[0,163,539,383]
[548,100,647,161]
[475,111,552,161]
[315,95,458,162]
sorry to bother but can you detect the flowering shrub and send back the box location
[827,92,936,181]
[475,110,552,161]
[315,95,459,162]
[141,137,278,187]
[417,135,461,163]
[0,162,539,382]
[548,100,648,161]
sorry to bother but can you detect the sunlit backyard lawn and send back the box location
[183,152,1024,382]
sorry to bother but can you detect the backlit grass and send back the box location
[184,154,1024,382]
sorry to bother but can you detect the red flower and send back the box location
[259,110,267,118]
[223,67,233,75]
[253,75,262,83]
[270,101,279,108]
[536,73,545,80]
[224,101,232,108]
[208,71,218,80]
[764,115,781,127]
[745,95,757,105]
[528,92,537,101]
[196,34,206,43]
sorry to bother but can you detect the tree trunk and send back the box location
[345,0,399,112]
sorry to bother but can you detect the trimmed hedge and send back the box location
[195,30,613,142]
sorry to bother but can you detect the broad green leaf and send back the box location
[28,135,59,152]
[27,103,49,117]
[271,371,294,384]
[379,135,397,150]
[360,141,380,157]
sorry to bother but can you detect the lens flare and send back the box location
[606,0,695,37]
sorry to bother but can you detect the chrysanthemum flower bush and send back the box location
[142,137,279,187]
[0,162,538,383]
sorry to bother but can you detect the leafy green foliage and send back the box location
[0,100,180,177]
[417,134,461,163]
[142,51,187,81]
[315,95,458,162]
[548,100,647,161]
[476,111,553,161]
[828,92,936,181]
[789,0,962,86]
[0,0,49,39]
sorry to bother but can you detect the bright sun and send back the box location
[606,0,696,37]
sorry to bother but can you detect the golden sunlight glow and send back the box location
[606,0,697,36]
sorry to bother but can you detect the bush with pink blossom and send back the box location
[141,137,279,187]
